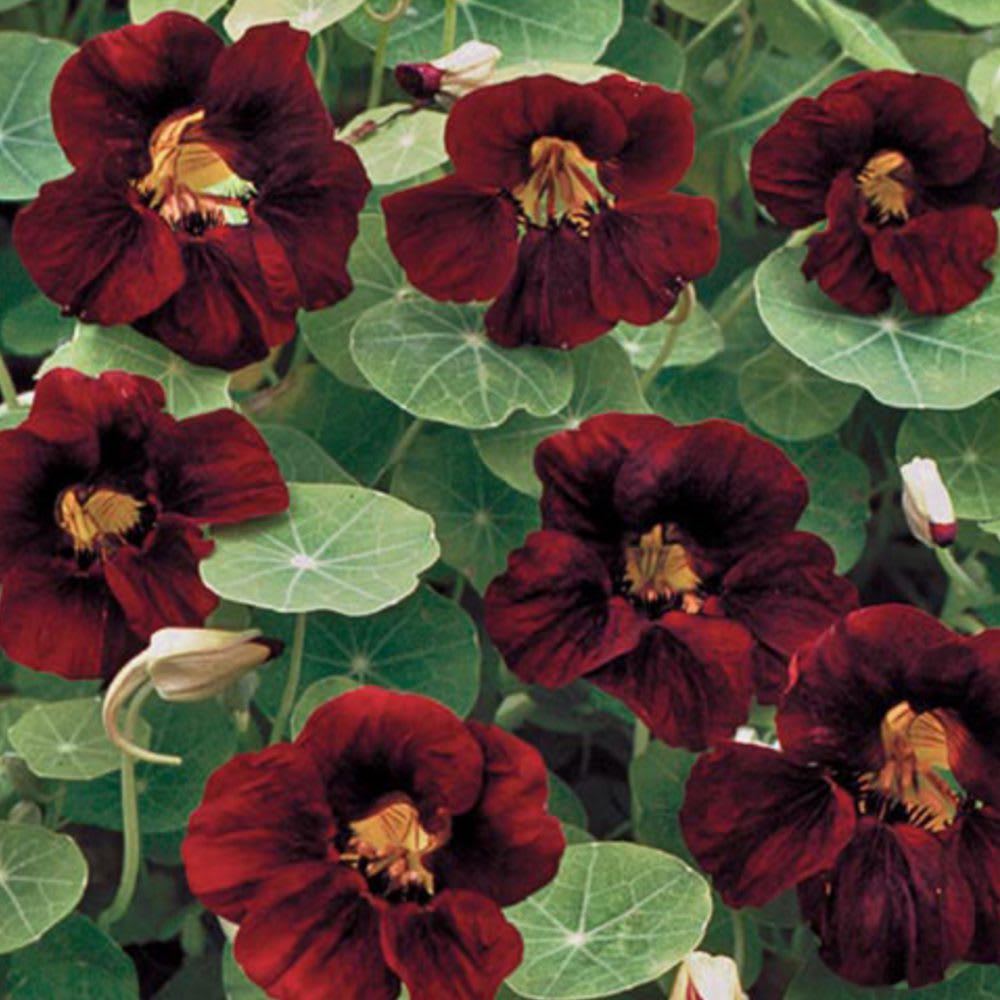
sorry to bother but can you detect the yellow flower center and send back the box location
[857,150,913,225]
[56,486,145,555]
[512,136,605,234]
[623,524,703,614]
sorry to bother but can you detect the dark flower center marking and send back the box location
[512,136,607,235]
[134,108,255,233]
[856,701,962,832]
[857,150,914,225]
[338,795,445,900]
[55,485,148,556]
[622,524,704,615]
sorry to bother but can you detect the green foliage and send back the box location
[342,104,447,187]
[224,0,367,39]
[129,0,225,22]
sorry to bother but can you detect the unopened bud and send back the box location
[669,952,747,1000]
[900,457,957,548]
[395,41,501,102]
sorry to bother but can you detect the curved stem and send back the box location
[639,285,696,392]
[683,0,743,54]
[312,32,329,91]
[99,684,155,931]
[732,910,747,978]
[372,418,425,486]
[270,613,308,745]
[0,354,21,411]
[937,546,980,594]
[632,719,650,759]
[442,0,458,54]
[367,18,392,109]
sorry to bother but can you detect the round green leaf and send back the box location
[649,361,744,426]
[614,303,724,372]
[1,296,71,357]
[201,482,440,614]
[341,104,446,187]
[505,842,712,1000]
[968,49,1000,123]
[342,0,622,66]
[41,323,233,419]
[8,698,122,781]
[600,16,684,89]
[351,298,573,429]
[474,338,648,496]
[0,698,33,754]
[548,773,588,830]
[256,424,354,485]
[755,246,1000,409]
[808,0,914,70]
[130,0,225,21]
[289,676,360,738]
[0,34,75,201]
[393,428,537,592]
[659,0,733,21]
[0,822,88,954]
[224,0,367,38]
[256,585,481,722]
[739,344,862,441]
[222,943,269,999]
[926,0,1000,27]
[629,742,696,863]
[896,398,1000,520]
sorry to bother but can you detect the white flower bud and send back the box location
[669,952,747,1000]
[395,41,502,102]
[900,457,957,548]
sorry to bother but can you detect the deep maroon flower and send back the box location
[382,74,719,349]
[483,414,856,750]
[13,13,369,370]
[0,368,288,679]
[680,605,1000,987]
[751,70,1000,315]
[183,686,565,1000]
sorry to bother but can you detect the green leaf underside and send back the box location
[201,482,439,615]
[341,104,447,187]
[505,842,712,1000]
[352,298,573,429]
[223,0,367,39]
[41,324,232,419]
[755,246,1000,409]
[0,822,88,955]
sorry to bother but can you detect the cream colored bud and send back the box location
[395,41,501,102]
[669,952,747,1000]
[900,457,957,548]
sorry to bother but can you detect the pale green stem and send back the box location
[313,32,329,91]
[270,613,308,745]
[683,0,744,54]
[372,418,425,486]
[937,547,980,594]
[442,0,458,53]
[639,285,695,392]
[0,354,21,411]
[732,910,747,979]
[632,719,650,759]
[367,19,393,109]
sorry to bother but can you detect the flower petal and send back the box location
[953,807,1000,964]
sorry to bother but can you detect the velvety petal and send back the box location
[233,864,398,1000]
[13,170,184,326]
[679,742,856,907]
[151,409,288,524]
[716,531,858,704]
[952,807,1000,963]
[797,819,974,987]
[382,176,519,301]
[483,530,644,688]
[749,91,874,228]
[295,687,485,829]
[103,515,217,640]
[51,11,223,174]
[802,171,893,315]
[944,138,1000,209]
[592,75,695,194]
[485,224,611,348]
[589,194,719,326]
[589,613,754,750]
[182,744,334,922]
[0,558,137,680]
[445,74,627,189]
[430,722,565,906]
[613,419,809,569]
[868,204,997,315]
[381,891,522,1000]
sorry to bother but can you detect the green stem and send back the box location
[632,719,650,759]
[683,0,744,54]
[442,0,458,53]
[99,684,155,931]
[732,910,748,979]
[367,18,393,109]
[937,547,980,594]
[313,31,329,92]
[0,354,20,411]
[270,613,308,745]
[639,285,695,392]
[372,418,425,486]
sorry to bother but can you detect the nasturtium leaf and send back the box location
[629,742,696,864]
[548,773,588,830]
[474,338,649,497]
[786,437,871,572]
[926,0,1000,27]
[0,34,75,202]
[659,0,733,21]
[351,298,573,429]
[968,49,1000,123]
[342,0,622,66]
[8,698,121,780]
[256,424,354,485]
[755,246,1000,409]
[493,63,614,85]
[63,700,237,834]
[739,344,862,441]
[600,16,685,90]
[224,0,366,39]
[256,585,481,721]
[896,398,1000,521]
[504,842,712,1000]
[0,698,32,754]
[0,655,100,701]
[756,0,827,55]
[6,914,139,1000]
[222,943,269,1000]
[699,901,764,994]
[393,428,537,592]
[340,104,447,187]
[129,0,225,22]
[614,304,724,372]
[0,822,88,954]
[1,296,71,357]
[807,0,915,70]
[290,676,360,738]
[41,324,233,419]
[201,482,439,615]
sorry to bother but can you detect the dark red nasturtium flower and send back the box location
[0,368,288,680]
[751,70,1000,316]
[13,12,369,370]
[483,414,856,750]
[183,686,566,1000]
[382,74,719,349]
[680,605,1000,988]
